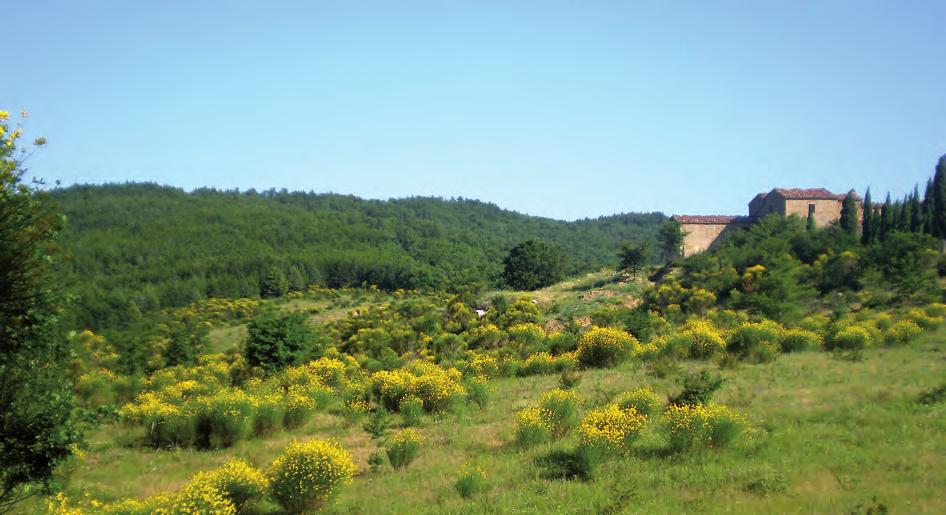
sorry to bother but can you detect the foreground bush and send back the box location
[884,320,923,345]
[268,439,357,513]
[577,404,648,455]
[779,328,822,352]
[386,429,423,469]
[615,387,662,417]
[189,458,267,512]
[679,319,726,358]
[663,403,747,451]
[727,321,784,362]
[576,327,638,367]
[455,463,487,499]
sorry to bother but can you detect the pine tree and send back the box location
[806,210,816,232]
[861,188,874,245]
[261,266,288,298]
[933,154,946,240]
[909,185,922,233]
[879,193,893,241]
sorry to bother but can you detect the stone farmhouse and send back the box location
[673,188,861,257]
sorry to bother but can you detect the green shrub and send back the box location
[281,385,317,430]
[727,321,784,362]
[576,327,638,368]
[906,307,943,329]
[830,325,873,351]
[577,404,648,455]
[253,394,285,436]
[779,328,822,352]
[679,318,725,358]
[386,429,423,470]
[536,388,584,437]
[268,439,357,514]
[514,407,552,446]
[399,396,424,427]
[668,369,723,407]
[193,389,257,449]
[455,463,487,499]
[663,403,747,450]
[464,376,489,409]
[615,387,662,417]
[884,320,923,346]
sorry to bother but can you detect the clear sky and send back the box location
[6,1,946,220]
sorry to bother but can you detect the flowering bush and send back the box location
[577,404,648,454]
[119,392,195,448]
[514,407,552,446]
[189,458,267,512]
[576,327,639,367]
[507,323,548,355]
[399,396,425,426]
[663,403,747,450]
[679,318,726,358]
[615,387,662,417]
[924,302,946,318]
[455,463,487,499]
[520,352,555,376]
[726,321,784,362]
[386,428,423,469]
[466,323,506,350]
[372,362,465,412]
[906,307,943,329]
[461,351,499,379]
[779,328,823,352]
[192,388,258,448]
[268,439,357,514]
[829,324,873,351]
[537,388,584,437]
[281,384,318,430]
[884,320,923,346]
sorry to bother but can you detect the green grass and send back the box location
[29,327,946,514]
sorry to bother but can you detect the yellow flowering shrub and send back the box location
[537,388,584,437]
[386,428,423,469]
[779,328,823,352]
[455,463,487,499]
[663,403,747,450]
[189,458,267,512]
[884,320,923,346]
[192,388,259,448]
[466,323,506,350]
[514,406,552,446]
[925,302,946,318]
[461,351,499,379]
[577,404,648,454]
[372,362,465,412]
[170,479,238,514]
[726,320,785,362]
[268,439,357,514]
[520,352,556,376]
[679,318,725,358]
[306,357,348,387]
[507,323,547,354]
[615,387,662,417]
[576,326,639,367]
[119,392,195,448]
[281,384,318,429]
[906,307,943,330]
[829,324,874,351]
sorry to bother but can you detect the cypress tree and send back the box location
[879,193,893,241]
[861,188,874,245]
[909,185,922,233]
[923,178,934,235]
[933,155,946,239]
[839,192,859,237]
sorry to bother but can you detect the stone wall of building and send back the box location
[680,221,751,257]
[784,198,847,227]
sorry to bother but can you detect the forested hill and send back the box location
[51,183,664,329]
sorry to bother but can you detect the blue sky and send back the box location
[6,1,946,219]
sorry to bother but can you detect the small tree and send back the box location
[244,308,314,372]
[287,265,306,292]
[617,241,649,274]
[0,110,80,510]
[879,193,893,241]
[657,219,685,262]
[839,192,859,237]
[501,240,565,291]
[260,266,288,298]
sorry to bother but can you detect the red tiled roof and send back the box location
[771,188,843,200]
[673,215,751,224]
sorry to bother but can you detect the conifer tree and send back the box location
[861,188,874,245]
[879,193,893,241]
[933,154,946,240]
[806,210,816,232]
[923,178,934,235]
[909,185,922,233]
[839,192,859,237]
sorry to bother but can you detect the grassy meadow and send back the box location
[27,290,946,514]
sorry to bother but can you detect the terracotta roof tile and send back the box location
[673,215,753,224]
[772,188,842,200]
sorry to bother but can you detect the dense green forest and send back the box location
[51,183,664,330]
